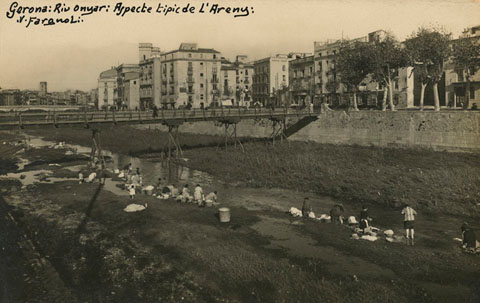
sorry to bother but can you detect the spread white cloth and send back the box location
[384,230,394,237]
[124,203,147,212]
[114,169,120,174]
[308,212,316,219]
[348,216,358,224]
[289,207,302,217]
[361,235,378,241]
[118,172,125,178]
[144,185,154,191]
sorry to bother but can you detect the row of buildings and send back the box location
[98,25,480,110]
[0,82,97,107]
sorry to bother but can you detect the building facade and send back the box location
[116,64,140,109]
[124,72,140,109]
[289,55,315,106]
[252,55,289,106]
[157,43,222,109]
[445,25,480,109]
[97,67,117,109]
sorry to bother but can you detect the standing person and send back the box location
[330,204,344,224]
[182,184,192,202]
[152,105,158,118]
[301,198,310,218]
[136,168,143,186]
[401,204,417,245]
[129,184,136,199]
[194,184,204,206]
[461,222,477,249]
[359,205,371,232]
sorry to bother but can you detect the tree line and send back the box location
[331,26,480,111]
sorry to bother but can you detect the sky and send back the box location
[0,0,479,91]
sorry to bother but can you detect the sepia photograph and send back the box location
[0,0,480,302]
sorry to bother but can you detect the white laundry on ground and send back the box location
[348,216,358,224]
[360,235,378,241]
[289,207,303,217]
[124,203,148,212]
[384,230,394,237]
[308,212,316,219]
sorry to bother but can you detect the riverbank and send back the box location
[1,130,480,302]
[24,126,480,217]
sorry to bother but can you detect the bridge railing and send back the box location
[0,107,318,127]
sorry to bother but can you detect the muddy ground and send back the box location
[1,131,480,302]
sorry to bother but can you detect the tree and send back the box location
[451,36,480,108]
[335,40,374,111]
[370,33,408,111]
[405,27,451,111]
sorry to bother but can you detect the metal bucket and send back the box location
[219,207,230,223]
[205,200,213,208]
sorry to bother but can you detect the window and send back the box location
[133,81,136,85]
[282,75,286,81]
[200,83,204,88]
[282,65,286,71]
[470,86,475,99]
[245,70,248,75]
[213,84,217,90]
[200,62,204,66]
[200,94,204,100]
[309,67,313,74]
[318,52,322,57]
[188,53,192,58]
[213,54,217,59]
[200,73,204,77]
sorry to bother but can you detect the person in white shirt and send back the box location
[129,184,136,199]
[182,184,192,202]
[194,184,204,206]
[401,204,418,245]
[205,191,217,203]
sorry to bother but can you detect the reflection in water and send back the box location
[24,135,215,191]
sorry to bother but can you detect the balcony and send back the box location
[187,68,193,75]
[187,76,195,83]
[211,77,219,83]
[187,89,195,94]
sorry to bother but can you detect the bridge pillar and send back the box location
[163,121,183,160]
[216,118,244,152]
[270,117,288,145]
[89,129,106,169]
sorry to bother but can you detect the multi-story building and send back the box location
[39,82,47,96]
[218,55,254,107]
[234,55,254,106]
[220,58,237,106]
[289,54,315,106]
[313,30,415,108]
[252,54,290,106]
[158,43,222,108]
[97,67,117,109]
[445,25,480,109]
[116,64,140,109]
[0,89,20,106]
[139,56,162,109]
[124,71,140,109]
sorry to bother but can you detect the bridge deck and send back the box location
[0,108,319,129]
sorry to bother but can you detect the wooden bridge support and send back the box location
[270,117,288,145]
[217,118,245,152]
[164,121,183,160]
[89,129,106,169]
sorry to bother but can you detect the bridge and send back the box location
[0,107,320,160]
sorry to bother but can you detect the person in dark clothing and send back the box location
[462,222,477,248]
[359,205,371,232]
[330,204,344,224]
[152,105,158,118]
[301,198,310,218]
